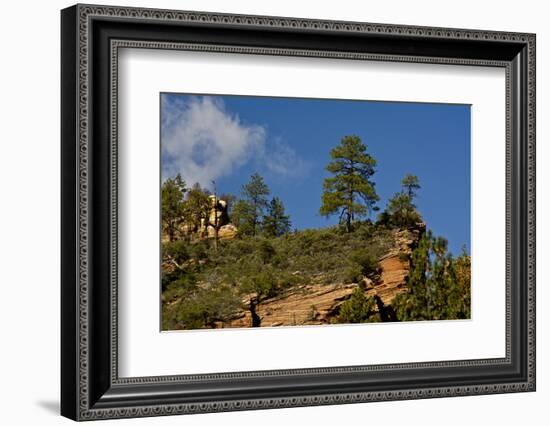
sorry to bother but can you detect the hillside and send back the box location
[161,221,429,330]
[160,149,471,330]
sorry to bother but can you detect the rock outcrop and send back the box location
[162,195,239,243]
[367,226,424,305]
[206,223,238,240]
[220,224,424,328]
[226,283,359,328]
[200,195,230,232]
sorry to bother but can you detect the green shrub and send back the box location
[257,239,276,264]
[398,252,410,262]
[337,287,377,323]
[342,264,363,284]
[224,238,256,257]
[162,239,190,264]
[190,240,209,260]
[162,270,197,295]
[350,248,379,277]
[166,285,241,330]
[240,268,279,300]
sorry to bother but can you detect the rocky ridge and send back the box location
[222,225,424,328]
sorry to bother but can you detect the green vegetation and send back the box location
[392,233,471,321]
[320,135,380,232]
[161,135,471,330]
[185,183,211,237]
[378,173,422,229]
[234,173,270,236]
[401,173,421,199]
[162,220,394,330]
[337,286,379,323]
[161,174,187,242]
[263,197,291,237]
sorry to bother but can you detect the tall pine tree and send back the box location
[320,135,379,232]
[161,174,187,241]
[392,231,471,321]
[263,197,291,237]
[239,173,270,236]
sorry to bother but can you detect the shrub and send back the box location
[189,240,209,260]
[162,269,197,294]
[257,239,276,264]
[224,238,256,257]
[379,192,422,229]
[342,264,363,284]
[240,268,280,300]
[398,252,410,263]
[337,287,377,323]
[169,285,241,330]
[350,248,379,277]
[162,239,190,264]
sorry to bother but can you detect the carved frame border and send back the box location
[61,3,536,421]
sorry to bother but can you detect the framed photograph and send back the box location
[61,4,536,421]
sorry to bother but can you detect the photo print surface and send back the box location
[160,93,471,331]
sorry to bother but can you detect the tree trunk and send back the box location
[213,226,219,251]
[249,298,261,327]
[212,197,219,251]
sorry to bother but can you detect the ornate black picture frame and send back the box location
[61,4,536,421]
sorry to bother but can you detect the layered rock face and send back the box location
[222,225,424,328]
[227,283,358,328]
[370,227,423,305]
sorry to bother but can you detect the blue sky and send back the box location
[161,93,470,255]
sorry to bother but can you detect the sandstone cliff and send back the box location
[221,225,424,328]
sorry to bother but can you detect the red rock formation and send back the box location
[221,225,424,328]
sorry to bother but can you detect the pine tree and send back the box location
[379,174,422,228]
[384,192,421,228]
[319,135,379,232]
[263,197,291,237]
[392,231,471,321]
[161,174,187,241]
[231,199,256,237]
[184,183,211,236]
[239,173,270,236]
[401,174,421,199]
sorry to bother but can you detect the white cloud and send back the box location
[162,96,265,188]
[161,96,309,188]
[259,137,311,178]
